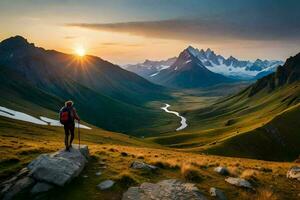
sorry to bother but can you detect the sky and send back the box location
[0,0,300,65]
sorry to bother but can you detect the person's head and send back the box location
[65,100,73,107]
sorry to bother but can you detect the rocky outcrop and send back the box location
[122,179,207,200]
[0,144,89,199]
[287,166,300,181]
[225,177,252,189]
[130,161,158,171]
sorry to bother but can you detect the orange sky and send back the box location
[1,0,299,65]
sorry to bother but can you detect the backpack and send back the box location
[59,107,74,124]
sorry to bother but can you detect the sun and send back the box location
[75,47,86,57]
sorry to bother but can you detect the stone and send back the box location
[27,144,89,186]
[97,180,115,190]
[287,166,300,181]
[122,179,207,200]
[16,168,29,178]
[31,182,53,195]
[95,171,102,176]
[3,177,35,200]
[130,161,158,171]
[210,187,227,200]
[225,177,252,189]
[214,167,229,175]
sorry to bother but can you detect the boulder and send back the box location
[2,177,35,200]
[210,187,227,200]
[122,179,207,200]
[130,161,158,171]
[214,167,229,175]
[287,166,300,181]
[225,177,252,189]
[31,182,53,194]
[97,180,115,190]
[28,145,89,186]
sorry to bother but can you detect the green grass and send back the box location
[147,82,300,161]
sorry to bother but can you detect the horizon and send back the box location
[1,0,300,65]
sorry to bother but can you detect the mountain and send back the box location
[186,46,284,80]
[127,46,283,81]
[147,47,236,88]
[124,57,176,79]
[0,36,177,135]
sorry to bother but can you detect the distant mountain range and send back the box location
[125,46,283,86]
[0,36,174,135]
[147,47,236,88]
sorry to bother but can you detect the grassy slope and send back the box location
[0,118,299,200]
[148,82,300,161]
[205,104,300,161]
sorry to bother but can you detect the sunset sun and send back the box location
[75,47,86,57]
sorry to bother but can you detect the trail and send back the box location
[161,103,187,131]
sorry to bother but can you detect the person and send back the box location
[59,100,80,151]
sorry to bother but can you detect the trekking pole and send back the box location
[78,120,80,150]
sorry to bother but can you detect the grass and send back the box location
[147,82,300,161]
[0,118,299,199]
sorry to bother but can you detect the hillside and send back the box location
[0,36,178,135]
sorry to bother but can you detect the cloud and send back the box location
[66,18,300,43]
[101,42,142,47]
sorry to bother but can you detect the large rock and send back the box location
[2,177,35,200]
[287,166,300,181]
[130,161,158,171]
[122,179,207,200]
[225,177,252,189]
[28,144,89,186]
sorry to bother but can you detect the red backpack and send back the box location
[60,107,73,124]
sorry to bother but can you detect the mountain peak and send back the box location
[0,35,33,49]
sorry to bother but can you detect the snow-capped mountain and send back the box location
[123,57,177,79]
[186,46,283,80]
[148,47,236,88]
[125,46,283,80]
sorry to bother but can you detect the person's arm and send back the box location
[73,108,80,121]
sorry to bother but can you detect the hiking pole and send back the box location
[78,120,80,150]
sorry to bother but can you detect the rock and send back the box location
[3,177,35,200]
[287,166,300,181]
[225,177,252,189]
[27,145,89,186]
[210,187,227,200]
[130,161,158,171]
[214,167,229,175]
[16,168,29,178]
[122,179,207,200]
[97,180,115,190]
[95,171,102,176]
[31,182,53,195]
[83,175,88,178]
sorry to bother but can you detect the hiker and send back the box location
[59,100,80,151]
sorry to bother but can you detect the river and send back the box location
[161,103,187,131]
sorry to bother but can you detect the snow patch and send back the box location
[0,106,47,125]
[0,106,91,129]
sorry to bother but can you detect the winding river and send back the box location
[161,103,188,131]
